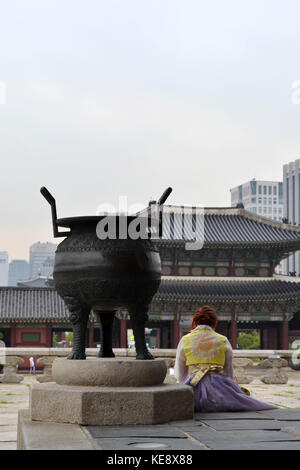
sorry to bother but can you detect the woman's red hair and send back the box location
[191,305,218,330]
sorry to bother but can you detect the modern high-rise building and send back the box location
[40,256,55,277]
[0,252,9,286]
[29,242,57,278]
[283,159,300,276]
[230,179,284,274]
[8,260,30,286]
[230,179,283,221]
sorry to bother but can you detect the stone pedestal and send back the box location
[52,357,167,387]
[233,358,254,384]
[258,358,288,368]
[163,358,177,384]
[260,358,288,384]
[36,357,56,383]
[24,358,194,430]
[0,356,24,384]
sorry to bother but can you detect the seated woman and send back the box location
[174,305,277,412]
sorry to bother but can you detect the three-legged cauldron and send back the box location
[41,187,172,360]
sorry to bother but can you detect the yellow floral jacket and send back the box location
[174,325,234,384]
[183,326,228,366]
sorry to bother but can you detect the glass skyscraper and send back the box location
[283,159,300,276]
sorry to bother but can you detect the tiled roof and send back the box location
[158,206,300,247]
[0,288,68,322]
[1,277,300,322]
[156,277,300,302]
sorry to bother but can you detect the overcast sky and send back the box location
[1,0,300,260]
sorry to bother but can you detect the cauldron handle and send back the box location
[156,187,172,237]
[40,186,69,238]
[157,187,172,206]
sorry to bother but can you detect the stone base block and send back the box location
[0,357,24,383]
[30,382,194,425]
[17,410,95,450]
[0,372,24,384]
[260,373,288,384]
[36,375,53,383]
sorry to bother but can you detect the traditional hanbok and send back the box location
[174,325,277,412]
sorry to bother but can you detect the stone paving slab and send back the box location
[0,408,25,414]
[197,440,300,450]
[187,429,300,444]
[169,419,199,427]
[0,442,16,450]
[280,426,300,439]
[86,425,187,439]
[0,415,19,423]
[247,441,300,450]
[258,409,300,420]
[0,432,17,442]
[0,426,17,432]
[18,410,95,450]
[90,436,207,451]
[198,419,292,431]
[194,411,274,420]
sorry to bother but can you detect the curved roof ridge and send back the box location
[161,204,300,233]
[161,276,276,282]
[204,207,300,233]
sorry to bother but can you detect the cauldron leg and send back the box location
[130,305,154,360]
[96,311,116,358]
[64,297,90,360]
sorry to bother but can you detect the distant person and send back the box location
[174,305,277,412]
[29,356,35,374]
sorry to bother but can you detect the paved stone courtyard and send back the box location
[86,409,300,450]
[3,371,300,450]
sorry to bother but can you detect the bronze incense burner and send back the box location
[41,186,172,360]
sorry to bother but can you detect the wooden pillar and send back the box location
[268,327,278,349]
[280,320,289,350]
[89,325,94,347]
[171,265,179,275]
[161,326,169,349]
[231,320,237,349]
[261,326,267,350]
[46,325,52,347]
[172,249,179,275]
[10,325,16,347]
[120,319,127,348]
[172,320,181,348]
[229,253,235,276]
[156,328,161,348]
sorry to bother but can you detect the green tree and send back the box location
[52,332,58,346]
[65,331,73,347]
[237,330,260,349]
[0,332,3,340]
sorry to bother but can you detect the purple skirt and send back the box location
[183,373,277,412]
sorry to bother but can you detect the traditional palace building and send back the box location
[2,206,300,350]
